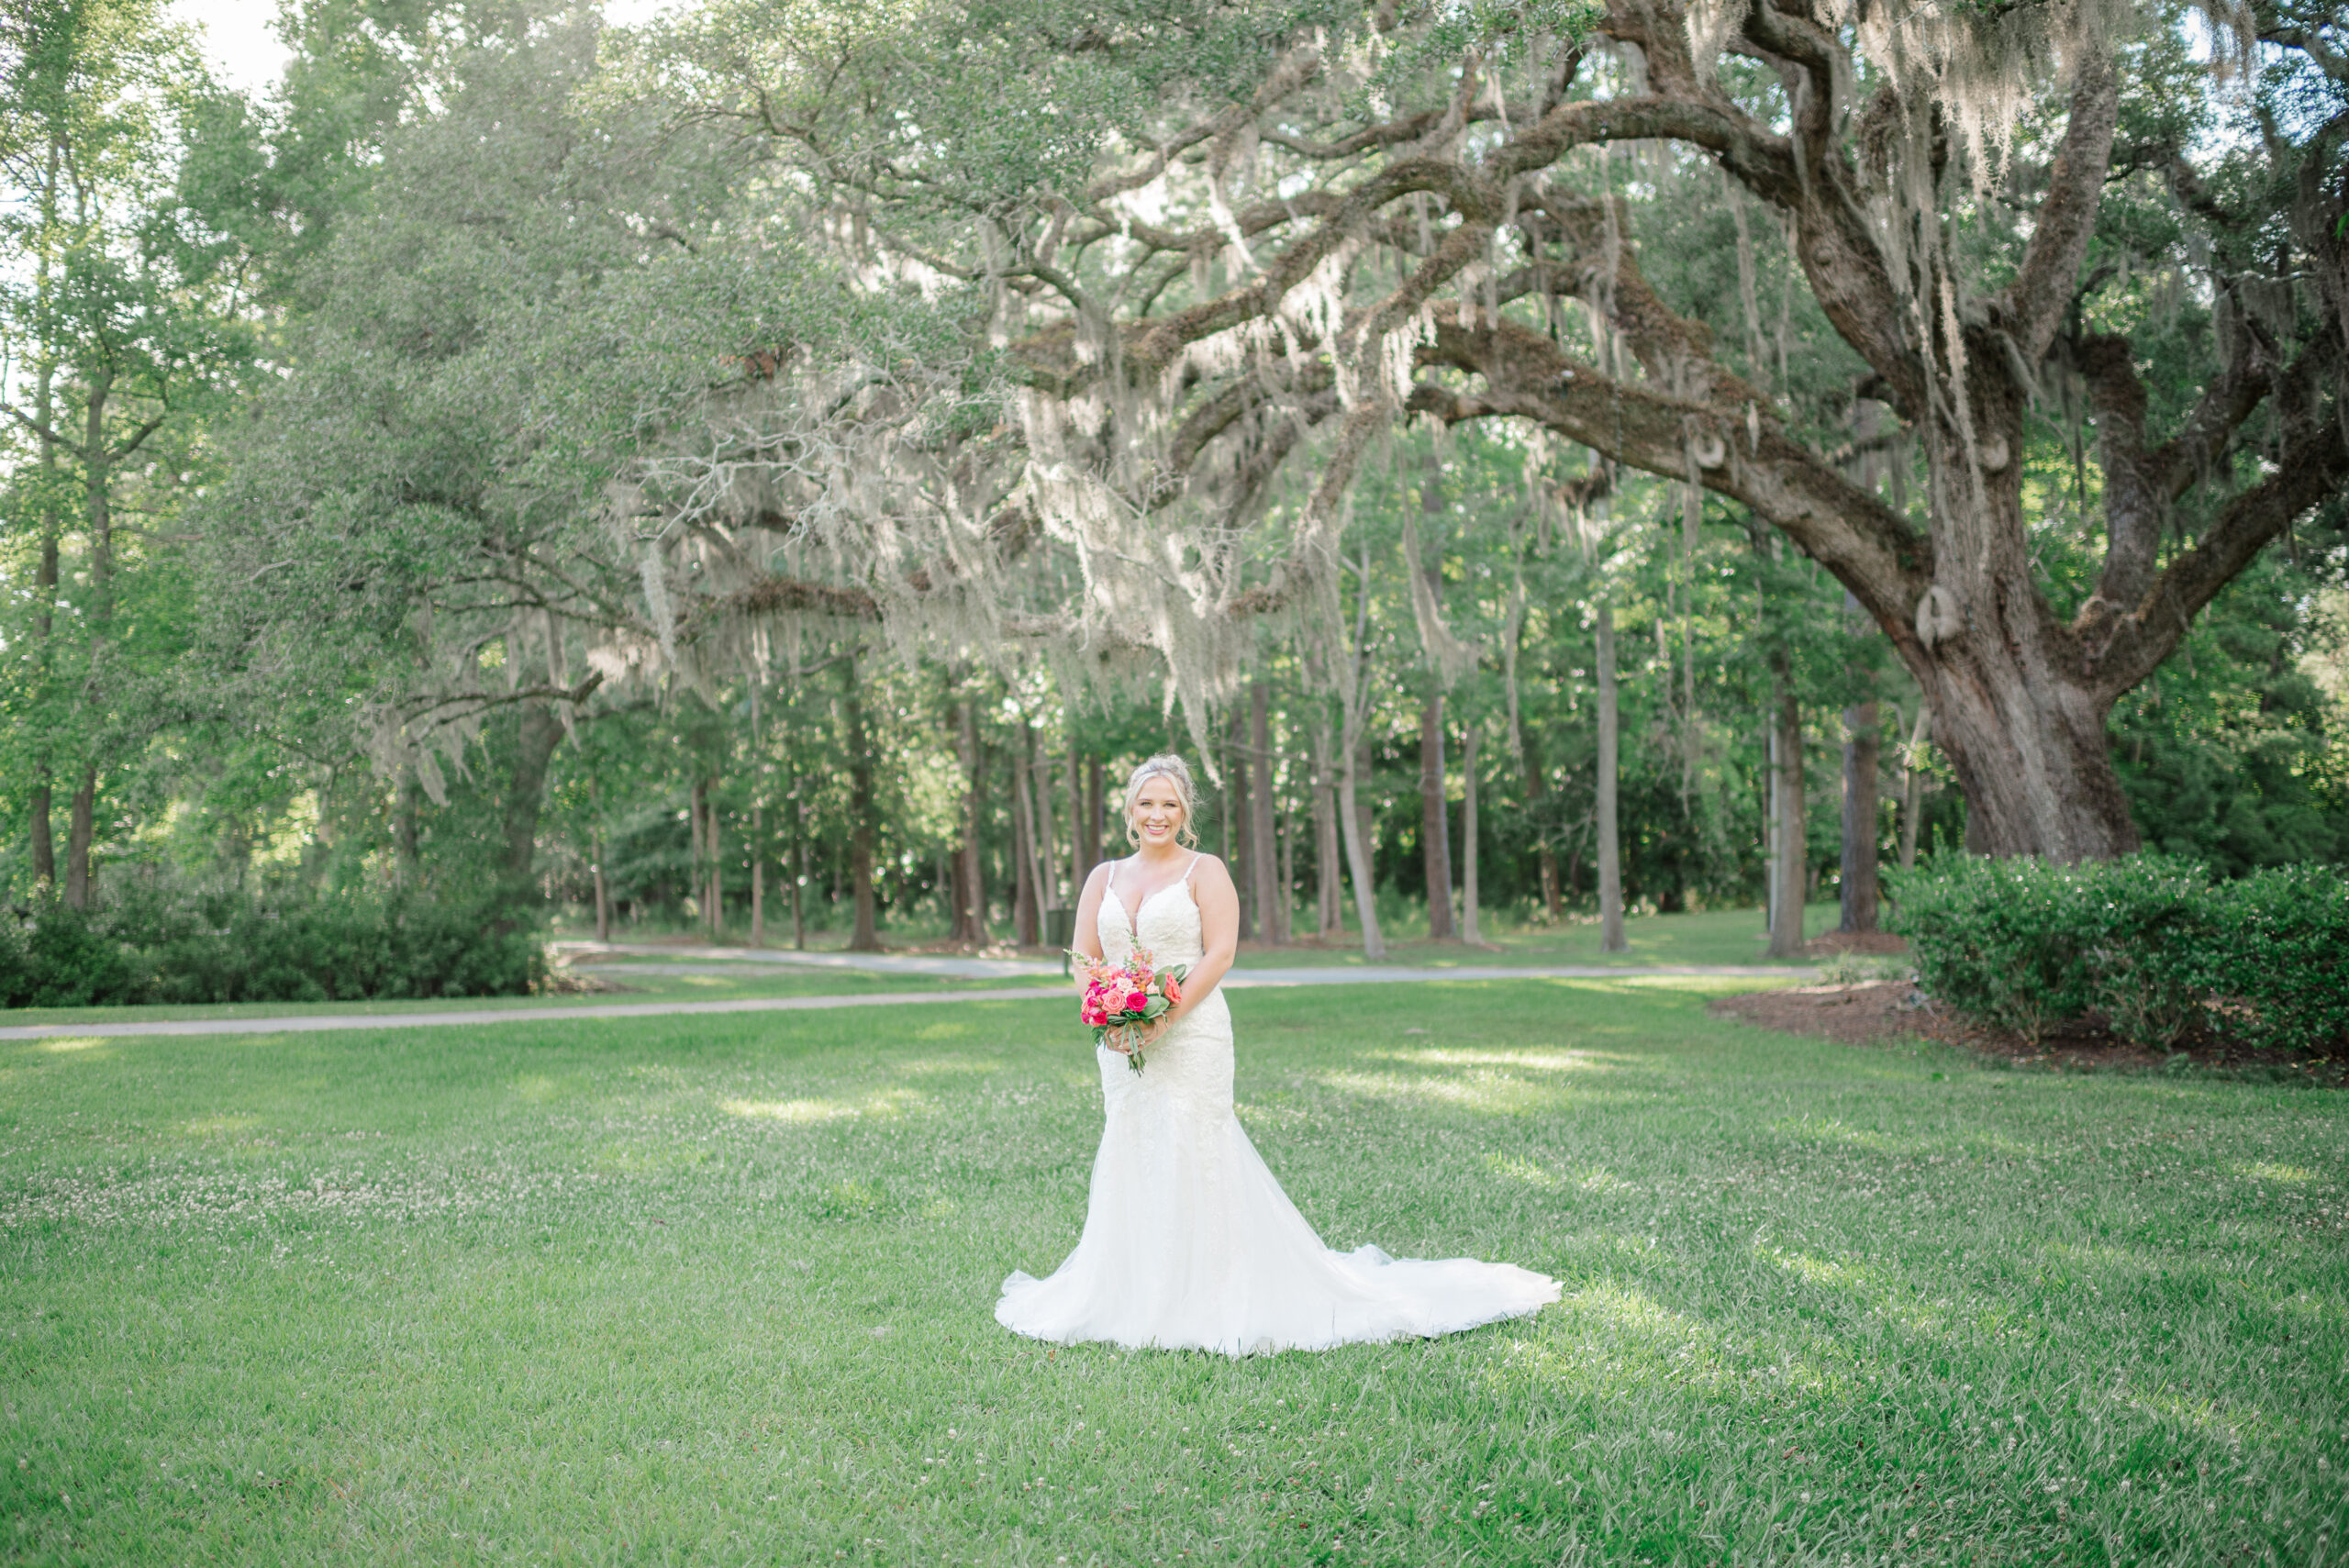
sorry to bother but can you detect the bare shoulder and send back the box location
[1187,852,1237,891]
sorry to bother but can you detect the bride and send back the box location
[996,753,1560,1355]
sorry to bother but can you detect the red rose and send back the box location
[1125,990,1148,1013]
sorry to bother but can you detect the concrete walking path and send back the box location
[0,962,1816,1041]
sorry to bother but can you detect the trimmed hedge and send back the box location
[0,889,544,1008]
[1887,854,2348,1055]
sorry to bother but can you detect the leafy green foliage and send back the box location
[1889,855,2349,1054]
[0,885,541,1006]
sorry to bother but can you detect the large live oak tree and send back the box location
[651,0,2347,860]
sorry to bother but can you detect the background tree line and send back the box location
[0,0,2342,973]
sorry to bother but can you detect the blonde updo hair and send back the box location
[1121,753,1203,849]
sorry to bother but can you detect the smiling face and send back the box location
[1128,775,1188,848]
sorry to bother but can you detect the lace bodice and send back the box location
[1098,865,1207,966]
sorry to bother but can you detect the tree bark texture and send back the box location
[1337,733,1386,960]
[1595,604,1625,954]
[1419,692,1454,940]
[1840,701,1881,935]
[954,699,987,943]
[1768,673,1808,960]
[1519,724,1562,920]
[1083,755,1103,884]
[1012,755,1040,948]
[1310,713,1342,938]
[1460,721,1483,948]
[62,767,95,910]
[1249,682,1286,943]
[844,656,881,951]
[1226,709,1254,941]
[503,703,563,885]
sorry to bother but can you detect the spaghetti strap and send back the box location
[1182,851,1203,883]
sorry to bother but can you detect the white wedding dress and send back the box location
[996,856,1560,1355]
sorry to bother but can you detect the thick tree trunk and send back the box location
[1336,734,1386,960]
[1768,674,1808,959]
[1595,604,1625,954]
[1419,692,1455,940]
[1249,683,1286,943]
[63,767,95,910]
[1460,721,1484,947]
[1519,725,1562,921]
[844,657,881,951]
[503,703,563,886]
[1840,701,1880,935]
[1930,641,2135,859]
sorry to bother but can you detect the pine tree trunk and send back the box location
[1337,735,1386,960]
[1227,710,1254,941]
[955,701,988,944]
[1310,714,1342,938]
[1596,603,1626,954]
[1768,672,1808,959]
[1519,725,1562,920]
[1084,755,1103,881]
[1420,692,1455,940]
[1012,751,1040,948]
[594,837,612,943]
[1030,739,1060,912]
[707,804,722,940]
[1249,682,1286,943]
[1068,742,1087,895]
[1461,722,1483,947]
[1840,701,1881,935]
[844,656,881,952]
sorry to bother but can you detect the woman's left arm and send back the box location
[1153,856,1240,1031]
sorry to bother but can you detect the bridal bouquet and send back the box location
[1074,949,1189,1073]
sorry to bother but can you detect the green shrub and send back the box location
[1887,854,2347,1054]
[0,887,542,1009]
[2201,865,2349,1054]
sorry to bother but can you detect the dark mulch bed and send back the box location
[1713,980,2346,1084]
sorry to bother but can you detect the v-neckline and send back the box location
[1108,859,1190,941]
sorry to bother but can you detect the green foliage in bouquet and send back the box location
[1887,855,2348,1055]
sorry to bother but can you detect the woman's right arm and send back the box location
[1067,862,1111,994]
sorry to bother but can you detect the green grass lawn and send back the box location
[4,982,2342,1565]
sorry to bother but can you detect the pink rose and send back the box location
[1125,990,1148,1013]
[1083,1006,1107,1027]
[1161,975,1182,1004]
